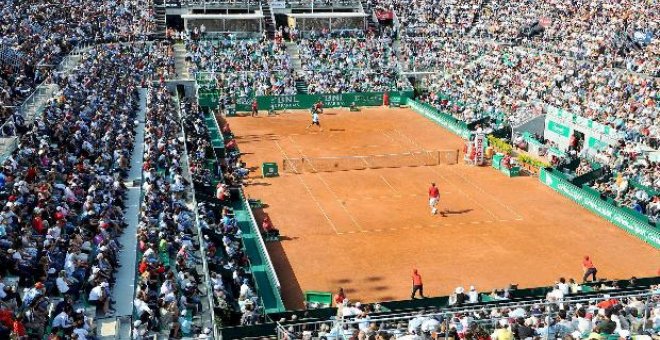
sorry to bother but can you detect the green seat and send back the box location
[480,294,494,303]
[581,285,594,293]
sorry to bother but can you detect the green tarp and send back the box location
[539,168,660,249]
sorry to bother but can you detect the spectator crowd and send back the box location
[0,0,656,336]
[132,81,216,338]
[0,42,148,339]
[185,37,297,99]
[297,36,404,94]
[0,0,155,134]
[178,98,264,326]
[283,279,660,340]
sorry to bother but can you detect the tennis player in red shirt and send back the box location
[428,182,442,216]
[314,100,324,114]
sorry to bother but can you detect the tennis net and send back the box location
[282,150,458,173]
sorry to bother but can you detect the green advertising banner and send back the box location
[235,96,252,112]
[546,120,571,138]
[539,168,660,249]
[388,91,413,106]
[198,91,414,111]
[256,92,385,110]
[547,105,617,138]
[408,100,471,139]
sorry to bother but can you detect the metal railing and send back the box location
[176,90,219,339]
[279,0,361,10]
[178,0,261,9]
[0,42,86,139]
[277,289,659,339]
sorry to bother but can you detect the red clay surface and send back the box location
[226,107,660,309]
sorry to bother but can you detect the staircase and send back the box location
[173,43,192,80]
[262,1,277,39]
[285,42,307,94]
[467,0,490,36]
[295,80,308,94]
[154,0,167,39]
[360,0,379,33]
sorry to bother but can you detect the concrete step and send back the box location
[285,42,303,72]
[173,43,192,80]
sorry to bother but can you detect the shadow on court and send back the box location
[251,208,305,309]
[332,278,353,284]
[266,241,306,309]
[279,235,299,241]
[247,181,272,187]
[443,208,473,215]
[364,276,384,282]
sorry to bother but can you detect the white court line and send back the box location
[287,135,365,232]
[444,165,525,220]
[379,174,399,194]
[390,131,499,220]
[273,140,341,235]
[338,220,514,235]
[394,129,524,220]
[381,130,397,143]
[426,165,500,220]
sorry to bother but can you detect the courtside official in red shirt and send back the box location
[582,256,598,282]
[411,269,425,299]
[251,99,258,117]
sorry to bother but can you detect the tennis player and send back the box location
[306,106,322,131]
[314,100,324,114]
[428,182,442,216]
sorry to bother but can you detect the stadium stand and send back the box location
[0,43,149,338]
[471,0,658,77]
[0,0,657,338]
[217,276,660,339]
[185,38,297,98]
[391,0,486,38]
[296,35,403,94]
[0,0,155,137]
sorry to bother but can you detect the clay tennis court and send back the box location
[226,107,660,309]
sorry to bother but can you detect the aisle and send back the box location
[112,87,148,316]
